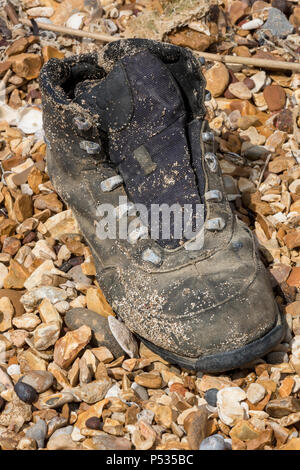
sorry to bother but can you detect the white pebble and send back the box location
[241,18,263,30]
[7,364,21,376]
[251,71,266,94]
[71,426,85,442]
[21,184,33,196]
[54,301,70,314]
[217,387,247,427]
[26,7,54,17]
[66,12,86,29]
[17,108,43,135]
[105,384,121,398]
[246,383,266,405]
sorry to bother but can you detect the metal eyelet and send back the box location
[142,248,162,265]
[128,225,148,244]
[187,60,193,72]
[100,175,123,192]
[74,116,92,131]
[114,202,135,219]
[44,137,51,149]
[204,152,218,173]
[204,190,223,202]
[232,241,243,252]
[205,217,226,231]
[205,90,212,101]
[202,131,214,143]
[79,140,101,154]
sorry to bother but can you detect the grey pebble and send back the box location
[26,419,47,449]
[68,265,92,286]
[204,388,218,407]
[262,8,294,38]
[108,316,139,358]
[199,435,230,451]
[266,351,289,364]
[242,145,270,161]
[131,382,149,401]
[224,438,232,450]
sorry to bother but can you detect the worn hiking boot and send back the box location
[40,39,285,372]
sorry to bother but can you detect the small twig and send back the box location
[277,42,299,61]
[194,51,300,73]
[257,153,272,189]
[20,18,120,43]
[30,18,40,37]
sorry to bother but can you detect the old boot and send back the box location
[40,39,285,372]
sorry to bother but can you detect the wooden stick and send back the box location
[257,153,271,189]
[20,18,119,43]
[20,18,300,72]
[194,51,300,72]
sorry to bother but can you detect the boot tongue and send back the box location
[74,50,204,248]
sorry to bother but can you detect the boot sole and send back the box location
[136,305,285,372]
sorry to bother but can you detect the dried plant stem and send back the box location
[258,153,272,189]
[194,51,300,73]
[20,18,119,43]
